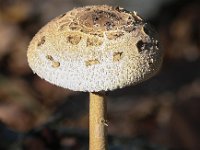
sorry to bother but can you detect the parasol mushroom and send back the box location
[27,5,163,150]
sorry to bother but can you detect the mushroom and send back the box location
[27,5,163,150]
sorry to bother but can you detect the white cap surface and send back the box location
[27,5,163,92]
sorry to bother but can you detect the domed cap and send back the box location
[27,5,163,92]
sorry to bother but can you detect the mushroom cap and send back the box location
[27,5,163,92]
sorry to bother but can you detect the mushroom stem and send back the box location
[89,92,107,150]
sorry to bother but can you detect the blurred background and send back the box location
[0,0,200,149]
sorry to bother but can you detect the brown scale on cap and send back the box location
[67,34,82,45]
[85,59,100,67]
[69,22,80,30]
[46,55,53,61]
[113,52,123,62]
[37,36,45,47]
[136,24,160,53]
[45,55,60,68]
[86,37,103,46]
[106,31,124,40]
[52,61,60,68]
